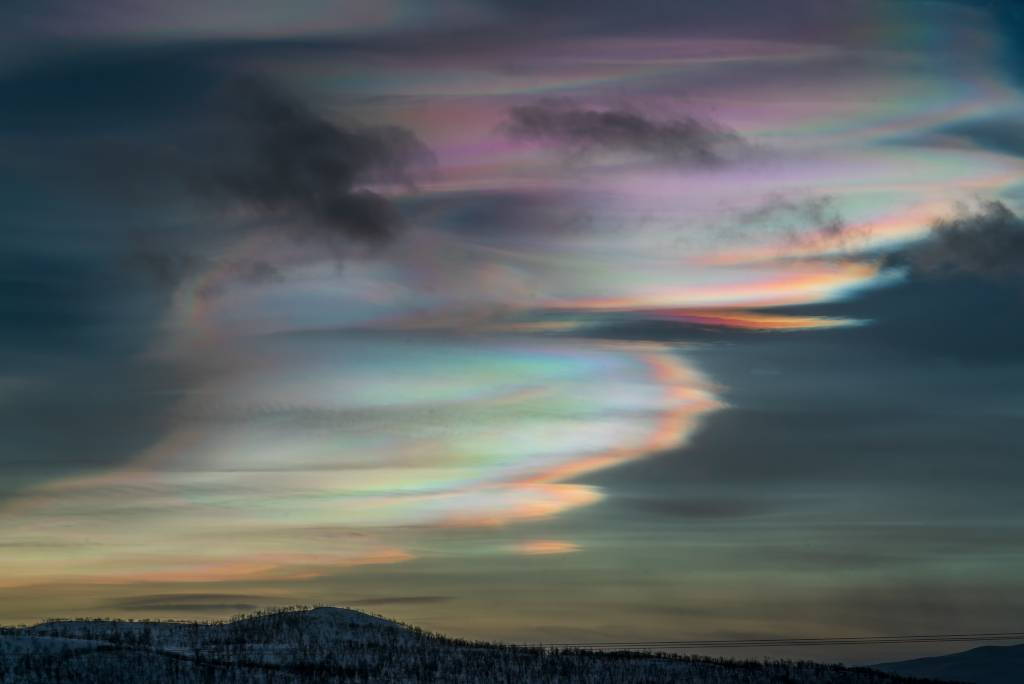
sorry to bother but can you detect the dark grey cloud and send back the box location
[894,200,1024,278]
[240,260,285,284]
[737,195,845,238]
[117,603,260,613]
[502,99,748,166]
[189,76,434,249]
[727,194,870,253]
[105,594,272,613]
[346,596,452,606]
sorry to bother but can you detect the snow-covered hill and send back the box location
[15,606,418,661]
[0,606,958,683]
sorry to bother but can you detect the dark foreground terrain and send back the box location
[0,607,959,684]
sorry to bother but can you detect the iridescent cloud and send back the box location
[1,335,718,584]
[4,1,1024,593]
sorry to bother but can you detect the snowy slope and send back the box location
[1,607,959,683]
[0,635,106,653]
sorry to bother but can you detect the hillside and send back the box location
[0,606,960,684]
[873,644,1024,684]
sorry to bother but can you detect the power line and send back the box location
[543,631,1024,649]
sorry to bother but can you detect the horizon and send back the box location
[2,0,1024,669]
[6,604,1022,668]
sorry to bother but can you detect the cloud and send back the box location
[345,596,452,606]
[184,77,435,249]
[896,200,1024,278]
[678,193,870,258]
[738,193,877,254]
[501,99,748,166]
[737,194,845,237]
[118,603,260,613]
[104,593,273,612]
[238,260,285,284]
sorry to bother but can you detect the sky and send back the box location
[3,0,1024,665]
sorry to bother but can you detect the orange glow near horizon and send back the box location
[513,540,580,555]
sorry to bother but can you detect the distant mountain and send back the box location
[873,644,1024,684]
[1,606,961,683]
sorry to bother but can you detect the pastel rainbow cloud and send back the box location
[512,541,580,555]
[6,13,1024,589]
[641,309,862,331]
[0,334,720,585]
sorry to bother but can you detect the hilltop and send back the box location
[1,606,960,683]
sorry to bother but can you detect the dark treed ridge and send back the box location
[0,606,962,683]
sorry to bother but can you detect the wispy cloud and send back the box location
[347,596,452,606]
[502,99,749,166]
[104,594,274,612]
[1,0,1023,623]
[511,540,579,555]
